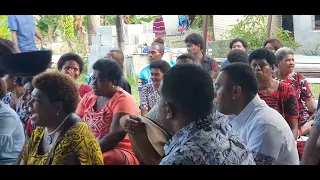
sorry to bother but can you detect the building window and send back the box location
[315,15,320,30]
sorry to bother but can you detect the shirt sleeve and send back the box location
[8,16,18,31]
[247,124,282,165]
[113,93,139,115]
[284,85,299,120]
[139,85,149,110]
[221,59,229,68]
[298,73,313,101]
[313,110,320,126]
[145,99,161,124]
[0,114,18,151]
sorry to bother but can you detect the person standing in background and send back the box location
[8,15,43,53]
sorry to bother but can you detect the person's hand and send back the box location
[66,69,76,80]
[120,115,142,134]
[304,120,314,134]
[307,111,317,121]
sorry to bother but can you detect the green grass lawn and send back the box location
[310,84,320,100]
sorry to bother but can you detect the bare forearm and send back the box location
[306,98,317,114]
[129,127,162,165]
[35,28,42,41]
[10,32,20,52]
[99,132,126,153]
[301,125,311,136]
[287,119,298,139]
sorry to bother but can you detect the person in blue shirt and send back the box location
[221,38,248,68]
[138,37,166,92]
[8,15,43,53]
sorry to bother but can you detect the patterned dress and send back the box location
[258,81,299,121]
[278,72,313,126]
[76,89,140,165]
[21,122,104,165]
[140,83,160,111]
[160,113,256,165]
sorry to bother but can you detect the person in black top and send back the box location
[184,33,218,72]
[106,50,132,94]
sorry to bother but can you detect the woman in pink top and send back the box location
[76,58,140,165]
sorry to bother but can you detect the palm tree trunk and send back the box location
[115,15,126,76]
[266,15,273,39]
[87,15,100,46]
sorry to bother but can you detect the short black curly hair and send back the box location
[57,53,84,74]
[229,38,248,49]
[227,50,249,64]
[150,60,170,74]
[249,48,276,66]
[176,53,201,66]
[92,58,123,86]
[184,33,204,50]
[32,71,79,114]
[161,64,214,117]
[0,79,7,99]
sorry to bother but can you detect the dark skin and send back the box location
[120,115,163,165]
[148,44,163,62]
[91,70,127,153]
[2,75,24,111]
[121,60,204,164]
[106,51,124,70]
[19,88,80,165]
[186,42,203,61]
[251,59,298,139]
[215,71,250,116]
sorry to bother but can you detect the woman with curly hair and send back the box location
[57,53,92,98]
[76,58,140,165]
[17,71,103,165]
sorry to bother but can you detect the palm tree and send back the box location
[87,15,100,46]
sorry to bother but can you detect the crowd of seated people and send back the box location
[2,30,320,165]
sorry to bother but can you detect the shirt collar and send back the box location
[164,113,224,155]
[229,94,264,130]
[202,54,209,62]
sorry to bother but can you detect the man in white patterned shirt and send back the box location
[215,63,299,165]
[158,64,255,165]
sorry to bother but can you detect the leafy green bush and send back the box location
[272,28,300,50]
[226,15,267,53]
[0,15,11,40]
[226,15,300,53]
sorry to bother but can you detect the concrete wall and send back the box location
[293,15,320,48]
[213,15,245,40]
